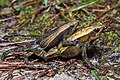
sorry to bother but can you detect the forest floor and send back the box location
[0,0,120,80]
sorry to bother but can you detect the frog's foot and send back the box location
[24,48,46,64]
[82,43,94,69]
[24,52,34,64]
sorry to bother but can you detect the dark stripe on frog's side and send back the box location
[35,21,78,51]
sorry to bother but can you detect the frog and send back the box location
[43,23,103,68]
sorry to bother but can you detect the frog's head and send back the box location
[68,22,103,41]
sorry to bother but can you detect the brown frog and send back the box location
[43,23,103,68]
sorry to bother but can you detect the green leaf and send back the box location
[72,0,97,11]
[81,0,89,2]
[81,0,97,3]
[91,70,100,80]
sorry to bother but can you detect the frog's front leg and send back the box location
[61,40,93,69]
[82,43,94,69]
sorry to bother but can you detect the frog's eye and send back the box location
[93,28,100,33]
[70,25,74,28]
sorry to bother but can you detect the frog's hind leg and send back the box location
[24,45,45,64]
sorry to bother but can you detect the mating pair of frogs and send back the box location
[26,20,102,67]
